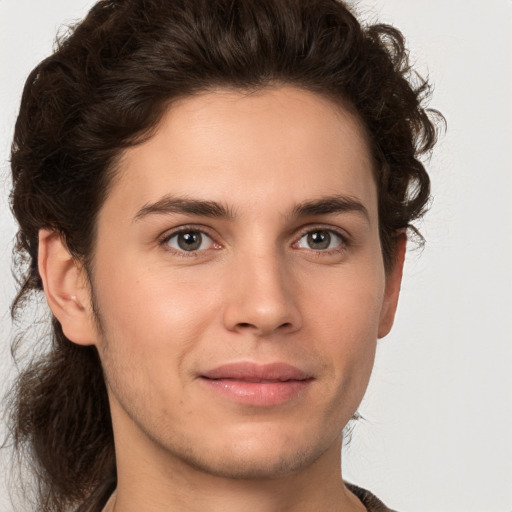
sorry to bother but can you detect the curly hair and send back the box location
[6,0,442,510]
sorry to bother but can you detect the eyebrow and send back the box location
[133,194,369,223]
[291,195,370,222]
[134,196,234,222]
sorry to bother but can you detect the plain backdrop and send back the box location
[0,1,511,511]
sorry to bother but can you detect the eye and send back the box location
[296,229,344,251]
[165,230,214,252]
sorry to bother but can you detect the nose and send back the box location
[222,251,303,337]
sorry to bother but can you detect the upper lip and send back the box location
[201,362,312,382]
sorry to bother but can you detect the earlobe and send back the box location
[38,229,98,346]
[378,232,407,339]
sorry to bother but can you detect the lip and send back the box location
[199,362,313,406]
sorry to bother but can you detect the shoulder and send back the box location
[346,483,399,512]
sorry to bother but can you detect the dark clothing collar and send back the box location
[347,483,398,512]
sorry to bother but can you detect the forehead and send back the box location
[106,86,377,221]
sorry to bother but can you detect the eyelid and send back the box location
[292,225,350,254]
[294,224,350,242]
[158,225,221,255]
[156,223,351,256]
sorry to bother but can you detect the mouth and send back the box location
[199,362,314,406]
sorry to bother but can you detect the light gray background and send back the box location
[1,1,511,511]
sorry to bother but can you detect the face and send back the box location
[85,86,403,480]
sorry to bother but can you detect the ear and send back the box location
[378,232,407,339]
[38,229,98,346]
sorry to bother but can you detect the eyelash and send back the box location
[294,225,349,256]
[158,225,350,257]
[158,226,218,258]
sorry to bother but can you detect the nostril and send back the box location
[234,321,292,333]
[237,322,255,329]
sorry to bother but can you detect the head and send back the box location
[8,0,440,510]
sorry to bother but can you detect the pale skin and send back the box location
[38,86,406,512]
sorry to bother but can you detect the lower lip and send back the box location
[200,378,312,406]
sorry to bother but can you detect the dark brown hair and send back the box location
[5,0,442,510]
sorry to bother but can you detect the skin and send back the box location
[39,86,405,512]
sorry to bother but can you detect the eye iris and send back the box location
[177,232,202,251]
[307,231,331,250]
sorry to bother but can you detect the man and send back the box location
[6,0,440,511]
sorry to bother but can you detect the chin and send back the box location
[159,421,338,481]
[176,442,323,480]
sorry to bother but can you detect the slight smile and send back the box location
[199,362,314,406]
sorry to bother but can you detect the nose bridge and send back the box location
[223,245,301,336]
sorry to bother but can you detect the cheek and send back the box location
[91,266,226,402]
[93,270,215,414]
[96,262,220,338]
[305,259,386,338]
[305,265,385,385]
